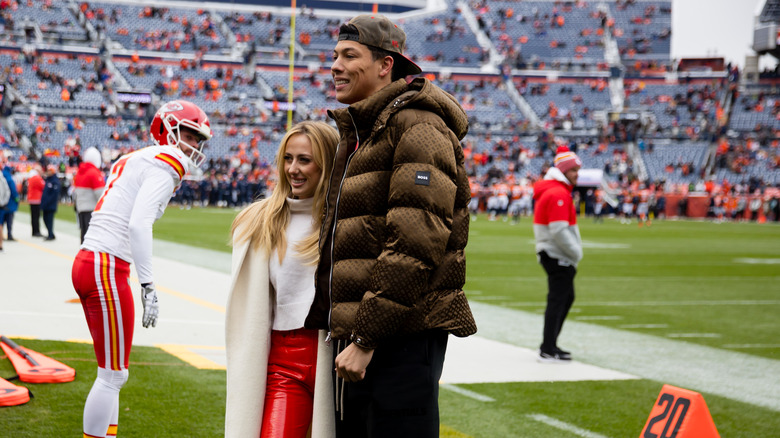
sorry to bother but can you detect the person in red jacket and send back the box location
[72,147,106,243]
[26,165,45,237]
[533,146,583,362]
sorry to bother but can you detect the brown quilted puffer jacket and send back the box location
[304,77,477,348]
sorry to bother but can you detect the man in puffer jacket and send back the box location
[533,146,583,363]
[72,147,105,243]
[304,14,477,437]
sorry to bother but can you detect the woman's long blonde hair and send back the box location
[231,121,338,264]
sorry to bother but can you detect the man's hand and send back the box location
[141,284,158,328]
[335,343,374,382]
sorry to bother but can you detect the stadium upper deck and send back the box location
[0,0,777,187]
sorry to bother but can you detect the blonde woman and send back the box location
[225,121,338,438]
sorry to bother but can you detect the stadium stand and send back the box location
[0,0,777,216]
[608,0,671,61]
[83,3,230,54]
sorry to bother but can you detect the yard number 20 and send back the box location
[643,392,691,438]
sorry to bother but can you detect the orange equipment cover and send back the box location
[0,339,76,383]
[640,384,720,438]
[0,376,31,406]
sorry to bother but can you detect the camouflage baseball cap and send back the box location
[338,14,422,76]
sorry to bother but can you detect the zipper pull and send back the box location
[325,332,332,345]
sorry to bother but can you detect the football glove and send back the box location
[141,283,159,328]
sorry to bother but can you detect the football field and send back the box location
[1,206,779,437]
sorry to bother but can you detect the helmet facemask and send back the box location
[161,113,209,169]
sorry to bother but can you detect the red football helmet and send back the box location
[150,100,212,168]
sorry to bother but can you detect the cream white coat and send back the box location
[225,229,335,437]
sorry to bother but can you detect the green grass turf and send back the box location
[17,202,239,253]
[466,215,780,360]
[8,205,780,436]
[2,338,778,437]
[0,339,226,437]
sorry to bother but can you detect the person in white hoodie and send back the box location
[226,121,338,438]
[72,146,105,243]
[532,146,583,362]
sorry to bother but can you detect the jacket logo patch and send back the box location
[415,171,431,186]
[557,200,564,206]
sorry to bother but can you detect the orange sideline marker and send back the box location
[0,376,31,406]
[0,336,76,384]
[640,384,719,438]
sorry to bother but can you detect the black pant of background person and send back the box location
[42,210,56,240]
[539,250,576,353]
[77,211,92,244]
[334,331,448,438]
[30,204,42,236]
[4,211,14,240]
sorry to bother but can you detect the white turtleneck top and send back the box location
[269,196,317,330]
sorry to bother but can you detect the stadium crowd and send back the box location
[0,0,778,225]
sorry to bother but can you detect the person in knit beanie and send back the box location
[553,145,582,185]
[531,145,583,362]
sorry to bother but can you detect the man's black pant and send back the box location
[77,211,93,244]
[30,204,41,236]
[42,210,55,238]
[539,251,576,352]
[4,211,13,239]
[334,330,448,438]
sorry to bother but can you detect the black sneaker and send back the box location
[554,348,572,361]
[538,350,572,363]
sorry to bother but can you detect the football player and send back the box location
[71,100,212,438]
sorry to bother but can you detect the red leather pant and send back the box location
[261,328,318,438]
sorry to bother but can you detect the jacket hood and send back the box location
[329,78,469,143]
[534,167,573,200]
[401,77,469,140]
[82,147,101,168]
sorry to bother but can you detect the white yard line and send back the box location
[470,301,780,412]
[734,258,780,264]
[575,316,624,320]
[722,344,780,349]
[528,414,611,438]
[440,384,495,402]
[667,333,722,338]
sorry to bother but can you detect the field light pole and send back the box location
[287,0,297,131]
